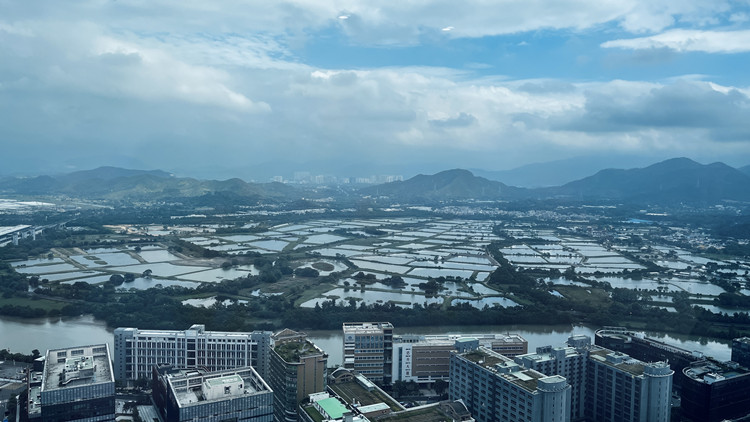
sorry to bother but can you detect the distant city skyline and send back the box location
[1,1,749,177]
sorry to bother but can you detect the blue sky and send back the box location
[1,0,749,179]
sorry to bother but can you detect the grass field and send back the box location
[0,296,67,311]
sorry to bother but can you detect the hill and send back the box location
[544,158,750,203]
[0,167,299,203]
[359,169,524,202]
[471,155,660,188]
[739,165,750,176]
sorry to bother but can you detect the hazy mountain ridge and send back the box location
[542,158,750,203]
[359,169,525,201]
[2,159,749,205]
[0,167,299,202]
[739,165,750,176]
[470,155,662,188]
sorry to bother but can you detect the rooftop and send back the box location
[317,397,349,419]
[117,324,270,338]
[459,347,547,392]
[329,378,402,411]
[589,349,646,376]
[163,367,270,408]
[42,344,113,392]
[683,359,750,383]
[376,405,463,422]
[274,340,326,363]
[343,322,393,334]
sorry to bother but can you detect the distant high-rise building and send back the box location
[31,344,115,422]
[268,329,328,422]
[114,324,272,382]
[343,322,393,383]
[152,365,273,422]
[731,337,750,368]
[449,346,571,422]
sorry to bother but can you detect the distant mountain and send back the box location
[0,167,299,203]
[739,165,750,176]
[471,155,662,188]
[58,166,173,182]
[544,158,750,203]
[359,169,524,201]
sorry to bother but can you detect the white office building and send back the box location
[114,324,272,382]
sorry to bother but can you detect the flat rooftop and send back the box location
[589,349,646,376]
[460,348,546,392]
[118,326,268,338]
[329,379,402,411]
[164,367,270,408]
[343,322,393,334]
[42,344,113,392]
[684,360,750,383]
[274,340,326,363]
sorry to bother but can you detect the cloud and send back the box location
[429,112,477,128]
[602,29,750,53]
[1,1,740,48]
[1,1,749,175]
[531,80,750,142]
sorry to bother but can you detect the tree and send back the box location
[109,274,125,286]
[434,379,449,396]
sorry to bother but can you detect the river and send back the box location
[0,316,731,367]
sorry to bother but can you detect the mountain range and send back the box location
[363,158,750,204]
[1,159,749,205]
[0,166,298,203]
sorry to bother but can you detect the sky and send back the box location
[1,0,749,180]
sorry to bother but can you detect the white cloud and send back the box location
[602,29,750,53]
[1,1,749,173]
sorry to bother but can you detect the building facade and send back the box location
[595,327,701,394]
[342,322,393,383]
[586,349,673,422]
[152,366,273,422]
[731,337,750,368]
[681,359,750,422]
[268,329,328,422]
[514,339,588,421]
[36,344,115,422]
[449,347,571,422]
[114,324,272,382]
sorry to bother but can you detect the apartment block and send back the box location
[586,349,673,422]
[514,339,588,420]
[449,347,571,422]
